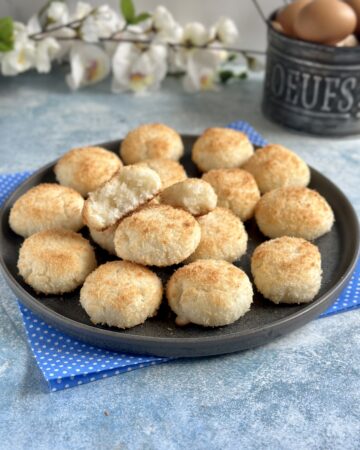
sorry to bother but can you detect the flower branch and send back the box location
[0,0,264,94]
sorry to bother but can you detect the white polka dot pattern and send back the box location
[0,121,359,392]
[320,262,360,317]
[19,304,169,392]
[0,171,32,205]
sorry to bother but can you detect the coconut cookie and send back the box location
[255,187,334,240]
[9,183,84,238]
[54,146,122,196]
[203,168,260,221]
[82,165,162,231]
[18,229,96,294]
[80,261,163,329]
[120,123,184,164]
[186,207,247,263]
[243,144,310,193]
[167,259,253,327]
[251,237,322,304]
[89,223,117,255]
[192,127,254,172]
[135,158,187,188]
[114,205,201,266]
[160,178,217,216]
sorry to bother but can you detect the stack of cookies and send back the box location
[9,123,334,330]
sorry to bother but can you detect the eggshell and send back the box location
[335,34,359,47]
[276,0,313,37]
[345,0,360,35]
[294,0,357,44]
[271,21,285,34]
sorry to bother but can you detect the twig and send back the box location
[29,19,81,39]
[251,0,268,25]
[28,14,266,56]
[37,34,265,55]
[28,10,95,39]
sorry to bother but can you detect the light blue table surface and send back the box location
[0,70,359,450]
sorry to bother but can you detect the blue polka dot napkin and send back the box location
[19,305,168,391]
[0,120,359,392]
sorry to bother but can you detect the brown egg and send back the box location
[345,0,360,35]
[276,0,313,37]
[294,0,357,44]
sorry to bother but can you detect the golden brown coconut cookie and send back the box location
[166,259,253,327]
[255,187,334,240]
[80,261,163,329]
[192,128,254,172]
[89,224,117,255]
[186,207,248,263]
[114,205,201,266]
[160,178,217,216]
[242,144,310,193]
[9,183,84,238]
[251,237,322,304]
[120,123,184,164]
[54,146,122,196]
[135,158,187,188]
[82,165,162,231]
[203,168,260,221]
[18,229,97,294]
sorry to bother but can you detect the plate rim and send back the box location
[0,137,359,352]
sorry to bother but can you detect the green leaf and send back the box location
[0,17,14,53]
[238,72,248,80]
[130,12,151,24]
[227,53,237,62]
[120,0,135,23]
[218,70,235,84]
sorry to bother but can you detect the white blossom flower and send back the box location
[26,13,60,72]
[167,47,186,73]
[153,6,173,30]
[182,22,209,46]
[72,1,93,21]
[47,1,69,26]
[34,38,60,73]
[66,43,111,90]
[126,20,152,35]
[208,41,229,64]
[169,21,210,74]
[81,5,123,43]
[50,27,77,61]
[104,41,118,58]
[183,48,224,93]
[27,14,41,34]
[211,17,238,45]
[80,18,100,43]
[26,11,74,62]
[153,6,183,43]
[112,43,167,94]
[1,22,35,76]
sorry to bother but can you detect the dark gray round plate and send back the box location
[0,136,359,357]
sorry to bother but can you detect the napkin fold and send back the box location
[0,120,359,392]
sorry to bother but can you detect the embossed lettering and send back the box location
[301,73,321,110]
[338,77,357,113]
[271,63,285,97]
[285,69,300,105]
[265,52,360,122]
[321,77,341,112]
